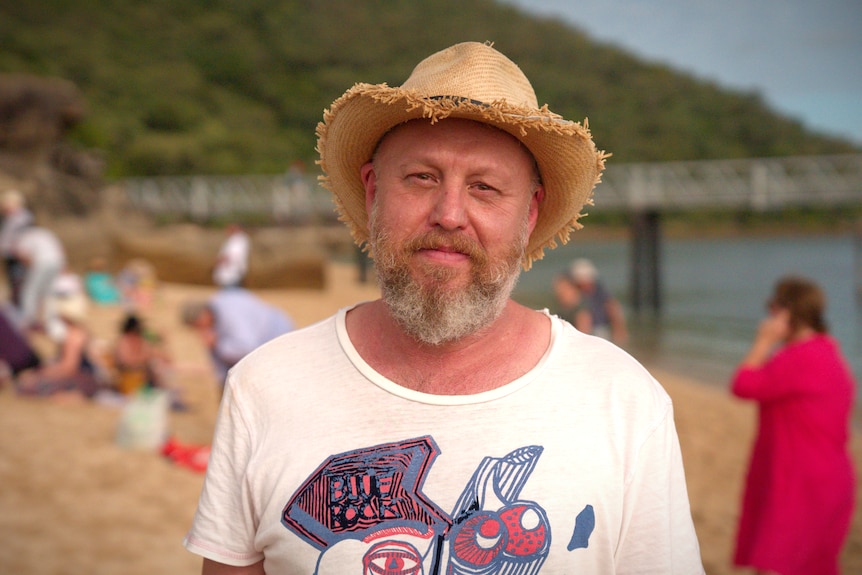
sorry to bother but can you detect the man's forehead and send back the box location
[379,117,514,144]
[374,118,538,168]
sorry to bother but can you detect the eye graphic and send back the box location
[363,540,423,575]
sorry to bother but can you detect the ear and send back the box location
[527,185,544,235]
[360,161,377,216]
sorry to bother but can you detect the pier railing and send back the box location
[121,173,334,224]
[119,154,862,313]
[121,154,862,222]
[594,153,862,211]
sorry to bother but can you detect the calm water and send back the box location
[514,233,862,393]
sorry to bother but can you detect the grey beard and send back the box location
[369,217,528,346]
[379,254,520,346]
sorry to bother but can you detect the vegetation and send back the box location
[1,0,857,180]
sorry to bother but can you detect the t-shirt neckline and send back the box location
[335,304,558,406]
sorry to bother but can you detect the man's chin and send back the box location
[412,269,471,296]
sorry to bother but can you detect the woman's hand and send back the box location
[756,308,791,345]
[741,309,790,368]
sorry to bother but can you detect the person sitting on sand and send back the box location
[14,294,105,400]
[112,312,174,395]
[116,258,158,311]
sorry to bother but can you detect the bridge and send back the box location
[121,153,862,311]
[591,153,862,312]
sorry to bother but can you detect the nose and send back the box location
[429,183,468,231]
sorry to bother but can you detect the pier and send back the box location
[122,153,862,313]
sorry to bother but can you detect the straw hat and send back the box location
[317,41,609,268]
[55,294,89,324]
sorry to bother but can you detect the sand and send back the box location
[1,260,860,574]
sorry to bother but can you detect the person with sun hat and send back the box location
[13,292,103,399]
[184,42,704,574]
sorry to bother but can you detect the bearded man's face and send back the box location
[360,119,541,345]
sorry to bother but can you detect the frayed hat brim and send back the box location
[316,43,609,269]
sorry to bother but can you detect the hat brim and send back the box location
[317,83,607,269]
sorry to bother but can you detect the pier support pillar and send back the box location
[630,209,662,315]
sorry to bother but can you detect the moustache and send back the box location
[404,231,486,263]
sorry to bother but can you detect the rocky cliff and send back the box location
[0,74,104,217]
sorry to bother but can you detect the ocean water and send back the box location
[513,232,862,393]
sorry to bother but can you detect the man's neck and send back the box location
[345,299,550,395]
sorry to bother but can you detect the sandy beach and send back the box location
[1,258,860,574]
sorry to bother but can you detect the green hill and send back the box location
[1,0,857,179]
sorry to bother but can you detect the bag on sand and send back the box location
[115,387,169,450]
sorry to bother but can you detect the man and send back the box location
[569,258,628,344]
[15,224,67,339]
[182,287,294,390]
[0,189,34,307]
[184,42,703,574]
[212,223,251,288]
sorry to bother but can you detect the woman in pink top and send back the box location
[731,276,856,575]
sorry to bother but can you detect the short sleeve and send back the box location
[615,403,705,574]
[183,372,264,567]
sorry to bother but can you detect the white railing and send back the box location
[595,153,862,211]
[121,154,862,221]
[122,173,334,223]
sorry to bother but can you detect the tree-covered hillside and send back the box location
[1,0,857,179]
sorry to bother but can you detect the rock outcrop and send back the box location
[0,74,104,216]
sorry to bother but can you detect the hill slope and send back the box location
[0,0,857,179]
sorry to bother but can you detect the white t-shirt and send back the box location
[184,308,704,574]
[15,227,65,267]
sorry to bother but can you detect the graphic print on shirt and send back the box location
[282,436,593,574]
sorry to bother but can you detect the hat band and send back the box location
[428,95,488,107]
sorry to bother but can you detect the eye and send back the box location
[469,181,501,198]
[406,172,436,186]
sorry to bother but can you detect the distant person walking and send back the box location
[212,223,250,288]
[15,224,67,338]
[569,258,628,344]
[0,189,34,306]
[731,276,855,575]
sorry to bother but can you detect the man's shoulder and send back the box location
[552,319,668,401]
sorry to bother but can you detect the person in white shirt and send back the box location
[184,42,704,574]
[212,223,250,288]
[15,224,66,338]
